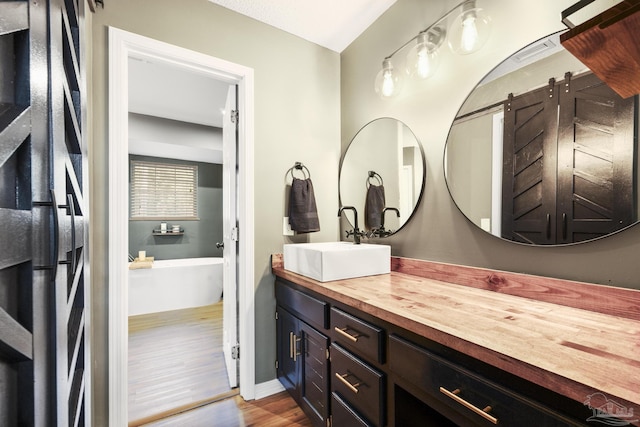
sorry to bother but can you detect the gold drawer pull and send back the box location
[289,332,301,361]
[335,372,361,394]
[289,332,294,359]
[439,387,498,425]
[334,326,359,342]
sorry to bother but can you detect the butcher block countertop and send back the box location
[272,255,640,421]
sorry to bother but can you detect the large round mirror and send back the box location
[445,31,639,245]
[340,118,425,236]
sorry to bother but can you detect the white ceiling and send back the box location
[208,0,397,53]
[128,57,230,128]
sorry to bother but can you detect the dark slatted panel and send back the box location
[0,1,41,426]
[50,0,88,425]
[557,72,637,244]
[502,83,559,244]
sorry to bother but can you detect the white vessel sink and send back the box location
[283,242,390,282]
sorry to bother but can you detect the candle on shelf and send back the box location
[138,250,146,261]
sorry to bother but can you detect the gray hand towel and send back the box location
[365,184,385,230]
[289,178,320,233]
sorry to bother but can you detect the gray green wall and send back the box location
[128,155,223,260]
[90,1,340,424]
[341,0,640,289]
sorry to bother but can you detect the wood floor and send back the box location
[129,303,312,426]
[143,392,313,426]
[128,303,235,425]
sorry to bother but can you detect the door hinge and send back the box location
[275,311,279,320]
[230,109,239,123]
[275,360,279,370]
[231,227,239,242]
[232,345,240,359]
[326,348,330,361]
[327,415,332,427]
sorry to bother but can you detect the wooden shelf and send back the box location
[560,0,640,98]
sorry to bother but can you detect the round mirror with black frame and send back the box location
[339,117,425,237]
[444,31,640,246]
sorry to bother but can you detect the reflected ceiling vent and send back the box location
[479,33,563,86]
[512,38,557,63]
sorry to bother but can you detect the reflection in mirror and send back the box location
[340,118,425,236]
[445,32,639,245]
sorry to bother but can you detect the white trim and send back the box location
[108,27,255,426]
[254,379,285,400]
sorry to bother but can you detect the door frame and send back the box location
[108,27,255,425]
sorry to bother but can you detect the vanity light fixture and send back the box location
[374,0,491,99]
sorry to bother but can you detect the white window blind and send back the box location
[130,160,198,219]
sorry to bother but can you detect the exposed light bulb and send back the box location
[406,30,443,80]
[374,59,402,99]
[448,1,490,55]
[461,14,479,53]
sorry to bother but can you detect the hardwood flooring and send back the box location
[128,303,235,425]
[142,392,313,427]
[128,303,312,426]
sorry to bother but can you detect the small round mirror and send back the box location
[339,118,425,236]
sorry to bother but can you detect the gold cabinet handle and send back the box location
[439,387,498,425]
[335,372,361,394]
[289,332,294,359]
[334,326,359,342]
[292,334,301,362]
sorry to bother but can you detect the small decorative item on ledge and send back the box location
[152,227,184,235]
[129,255,154,270]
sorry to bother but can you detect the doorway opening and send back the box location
[108,27,255,426]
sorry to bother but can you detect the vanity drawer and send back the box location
[331,343,385,427]
[331,392,372,427]
[331,307,384,363]
[389,335,580,426]
[275,280,328,330]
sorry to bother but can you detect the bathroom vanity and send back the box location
[272,255,640,427]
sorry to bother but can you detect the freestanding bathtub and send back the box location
[128,257,223,316]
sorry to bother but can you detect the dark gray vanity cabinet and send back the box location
[276,282,330,427]
[275,278,597,427]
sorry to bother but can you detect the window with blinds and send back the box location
[130,160,198,219]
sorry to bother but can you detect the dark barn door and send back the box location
[502,82,559,244]
[502,72,637,244]
[557,72,637,244]
[0,0,89,425]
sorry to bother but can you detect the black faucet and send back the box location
[372,207,400,237]
[338,206,365,244]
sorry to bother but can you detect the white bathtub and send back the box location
[128,257,223,316]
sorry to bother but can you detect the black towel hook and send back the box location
[286,161,311,182]
[367,170,383,188]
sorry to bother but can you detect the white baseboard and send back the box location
[254,379,285,400]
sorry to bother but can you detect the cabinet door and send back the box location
[300,322,329,427]
[277,307,300,397]
[502,82,559,244]
[557,72,637,244]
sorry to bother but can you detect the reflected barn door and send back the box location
[556,72,637,244]
[502,82,559,244]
